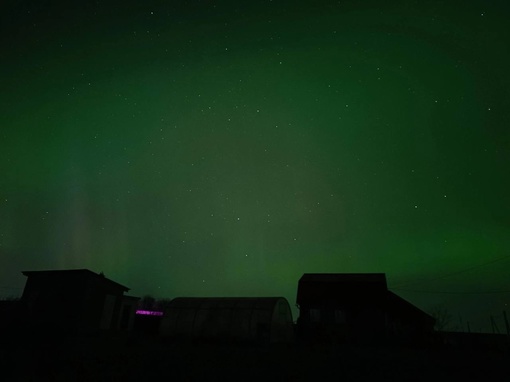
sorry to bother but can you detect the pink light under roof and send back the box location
[136,310,163,316]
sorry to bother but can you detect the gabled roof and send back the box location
[386,291,435,325]
[22,269,130,291]
[299,273,387,284]
[297,273,388,305]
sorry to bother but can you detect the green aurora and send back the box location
[1,0,509,331]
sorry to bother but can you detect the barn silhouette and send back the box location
[296,273,435,344]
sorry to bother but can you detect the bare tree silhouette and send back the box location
[429,304,458,332]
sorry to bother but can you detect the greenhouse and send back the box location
[160,297,294,343]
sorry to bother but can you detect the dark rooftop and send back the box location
[297,273,388,306]
[22,269,130,291]
[299,273,387,284]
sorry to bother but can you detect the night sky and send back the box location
[1,0,509,331]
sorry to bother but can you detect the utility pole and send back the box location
[503,311,510,336]
[490,315,499,334]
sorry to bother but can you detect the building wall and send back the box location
[21,274,88,333]
[85,276,127,331]
[299,302,433,344]
[298,304,387,343]
[296,274,434,345]
[21,271,130,334]
[118,296,139,331]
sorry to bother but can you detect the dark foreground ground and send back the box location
[1,333,509,381]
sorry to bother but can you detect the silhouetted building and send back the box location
[21,269,139,334]
[160,297,294,343]
[296,273,434,344]
[0,299,23,333]
[385,290,436,343]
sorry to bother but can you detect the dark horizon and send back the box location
[4,267,510,334]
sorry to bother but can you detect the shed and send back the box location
[297,273,388,343]
[21,269,138,334]
[160,297,294,343]
[296,273,434,344]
